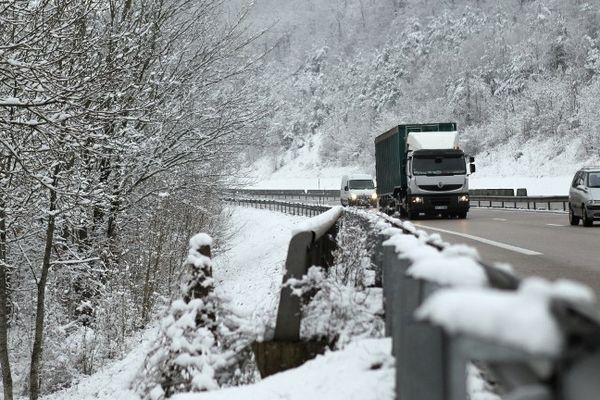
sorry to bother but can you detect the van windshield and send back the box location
[349,179,374,190]
[413,156,466,176]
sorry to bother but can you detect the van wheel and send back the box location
[583,206,593,227]
[569,205,580,225]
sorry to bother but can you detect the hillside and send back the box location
[243,0,600,193]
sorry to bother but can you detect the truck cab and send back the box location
[340,174,378,207]
[374,123,476,219]
[405,149,475,218]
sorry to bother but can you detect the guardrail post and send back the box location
[371,233,385,288]
[382,244,399,337]
[381,231,454,400]
[253,209,341,378]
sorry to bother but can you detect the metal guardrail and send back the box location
[248,202,343,377]
[226,189,570,212]
[224,189,339,204]
[378,214,600,400]
[224,198,330,216]
[470,195,569,212]
[225,197,600,399]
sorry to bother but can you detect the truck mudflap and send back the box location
[406,193,470,217]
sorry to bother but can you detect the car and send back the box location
[568,167,600,226]
[340,174,378,207]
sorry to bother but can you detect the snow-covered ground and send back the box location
[35,205,508,400]
[39,207,305,400]
[42,328,157,400]
[39,207,395,400]
[173,338,394,400]
[214,207,306,317]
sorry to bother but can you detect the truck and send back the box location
[374,123,475,219]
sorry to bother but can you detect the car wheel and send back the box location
[569,205,580,226]
[583,206,593,227]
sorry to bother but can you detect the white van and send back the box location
[340,174,377,207]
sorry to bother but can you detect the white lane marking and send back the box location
[414,224,543,256]
[493,218,507,222]
[546,223,565,227]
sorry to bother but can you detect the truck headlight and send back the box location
[371,193,378,200]
[459,195,469,202]
[412,196,423,204]
[351,194,357,200]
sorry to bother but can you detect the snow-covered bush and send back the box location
[133,234,258,399]
[286,215,385,349]
[291,266,384,349]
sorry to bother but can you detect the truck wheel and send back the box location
[583,206,593,227]
[569,205,580,225]
[458,212,467,219]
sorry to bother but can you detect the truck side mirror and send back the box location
[469,156,475,163]
[344,186,348,192]
[470,164,476,174]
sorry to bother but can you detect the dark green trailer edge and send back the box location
[374,123,457,196]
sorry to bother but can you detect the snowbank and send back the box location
[171,338,394,400]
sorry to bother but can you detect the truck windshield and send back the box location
[349,180,375,189]
[412,157,466,176]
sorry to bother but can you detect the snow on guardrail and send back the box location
[292,205,343,239]
[383,231,488,287]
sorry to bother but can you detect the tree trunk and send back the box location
[29,168,59,400]
[0,201,13,400]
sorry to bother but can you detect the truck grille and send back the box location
[431,197,451,206]
[418,184,462,192]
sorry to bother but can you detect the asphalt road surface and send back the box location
[412,207,600,296]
